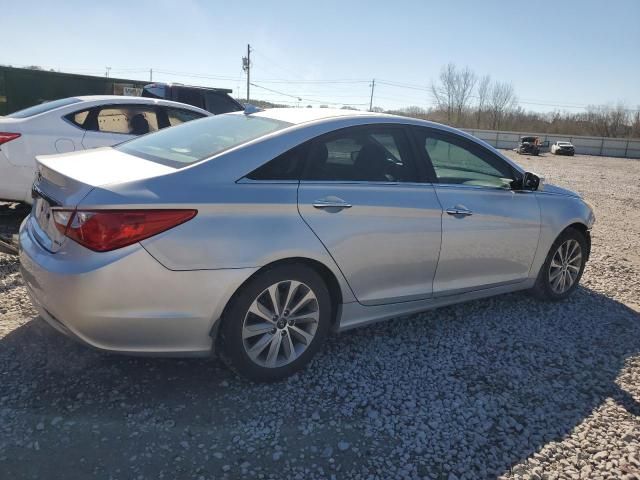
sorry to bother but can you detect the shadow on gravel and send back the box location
[1,286,639,479]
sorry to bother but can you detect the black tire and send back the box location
[218,264,332,382]
[531,227,588,301]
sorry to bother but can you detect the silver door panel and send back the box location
[433,185,541,294]
[298,183,442,305]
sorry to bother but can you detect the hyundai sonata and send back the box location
[19,108,595,381]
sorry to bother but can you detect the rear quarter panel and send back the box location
[80,176,357,304]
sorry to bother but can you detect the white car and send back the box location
[550,141,575,156]
[0,96,210,203]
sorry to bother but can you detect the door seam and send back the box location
[295,181,361,304]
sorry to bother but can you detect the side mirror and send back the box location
[522,172,541,191]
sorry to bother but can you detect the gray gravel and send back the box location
[1,152,639,479]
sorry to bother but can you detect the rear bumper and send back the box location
[19,216,256,356]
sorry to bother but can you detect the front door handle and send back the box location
[445,206,473,216]
[312,197,353,209]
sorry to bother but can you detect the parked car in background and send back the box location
[551,141,575,156]
[0,96,210,203]
[142,83,244,115]
[516,136,541,156]
[20,108,594,381]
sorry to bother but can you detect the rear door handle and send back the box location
[312,197,353,209]
[445,206,473,216]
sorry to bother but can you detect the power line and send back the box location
[4,61,637,112]
[250,82,368,106]
[250,48,306,81]
[250,78,369,85]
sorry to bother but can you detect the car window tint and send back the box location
[175,88,205,109]
[303,127,418,182]
[419,132,513,189]
[205,93,242,114]
[165,107,206,127]
[247,145,307,181]
[96,106,159,135]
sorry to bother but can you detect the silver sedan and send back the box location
[19,108,595,381]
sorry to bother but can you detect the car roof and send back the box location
[72,96,211,114]
[250,107,390,125]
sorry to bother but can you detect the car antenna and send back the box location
[243,104,263,115]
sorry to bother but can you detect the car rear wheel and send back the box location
[218,264,331,381]
[531,227,588,301]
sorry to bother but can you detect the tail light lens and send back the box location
[0,132,21,146]
[55,209,197,252]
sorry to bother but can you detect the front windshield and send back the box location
[117,113,291,168]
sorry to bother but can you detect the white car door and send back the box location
[80,104,160,149]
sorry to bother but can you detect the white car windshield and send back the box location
[117,113,291,168]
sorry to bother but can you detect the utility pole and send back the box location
[242,44,251,103]
[369,78,376,111]
[105,66,111,78]
[149,68,153,82]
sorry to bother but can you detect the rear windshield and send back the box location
[117,113,291,167]
[8,97,82,118]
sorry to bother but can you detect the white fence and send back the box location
[461,128,640,159]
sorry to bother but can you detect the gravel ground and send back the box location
[1,152,639,480]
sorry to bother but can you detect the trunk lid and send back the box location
[31,147,175,252]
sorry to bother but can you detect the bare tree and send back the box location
[431,63,457,124]
[585,105,629,137]
[453,66,476,125]
[489,81,517,129]
[475,75,491,128]
[431,64,477,126]
[632,108,640,138]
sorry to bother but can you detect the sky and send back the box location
[3,0,639,113]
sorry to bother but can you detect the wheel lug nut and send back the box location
[284,310,290,316]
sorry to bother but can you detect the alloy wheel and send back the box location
[548,239,582,294]
[242,280,320,368]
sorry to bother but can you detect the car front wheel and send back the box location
[532,227,588,301]
[218,264,331,381]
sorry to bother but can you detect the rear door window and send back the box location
[302,126,419,183]
[94,106,159,135]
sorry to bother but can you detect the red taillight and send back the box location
[0,132,21,145]
[57,209,197,252]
